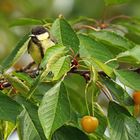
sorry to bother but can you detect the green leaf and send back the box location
[51,18,79,54]
[101,76,134,113]
[93,103,108,134]
[64,75,107,134]
[104,0,130,6]
[52,125,89,140]
[132,17,140,24]
[17,96,46,140]
[85,81,100,103]
[10,18,43,27]
[79,34,118,68]
[89,30,134,55]
[40,45,66,69]
[0,91,22,122]
[13,72,34,86]
[1,33,30,70]
[18,109,42,140]
[3,121,16,140]
[51,56,71,80]
[117,22,140,36]
[4,74,29,94]
[108,101,140,140]
[40,45,67,81]
[32,82,53,103]
[116,45,140,66]
[0,121,16,140]
[92,58,114,78]
[38,81,72,139]
[88,133,110,140]
[114,17,140,39]
[0,121,3,140]
[26,75,42,100]
[63,74,87,115]
[114,70,140,91]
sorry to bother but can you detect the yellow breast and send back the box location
[28,41,42,64]
[41,39,55,52]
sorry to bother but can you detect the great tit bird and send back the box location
[28,26,55,64]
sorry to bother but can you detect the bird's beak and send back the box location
[29,34,36,37]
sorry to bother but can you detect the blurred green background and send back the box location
[0,0,140,62]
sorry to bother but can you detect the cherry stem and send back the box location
[96,81,113,101]
[104,58,117,64]
[91,83,95,116]
[78,64,89,69]
[101,6,108,24]
[74,25,100,31]
[85,83,90,116]
[107,15,131,23]
[69,48,75,58]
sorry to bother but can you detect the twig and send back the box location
[1,65,140,91]
[130,68,140,74]
[17,62,35,72]
[96,81,113,101]
[74,24,100,31]
[107,15,131,23]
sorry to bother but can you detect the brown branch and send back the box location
[68,68,140,83]
[1,67,140,90]
[68,69,109,78]
[17,61,36,72]
[70,67,140,75]
[130,68,140,74]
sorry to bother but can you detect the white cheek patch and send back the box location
[36,32,49,40]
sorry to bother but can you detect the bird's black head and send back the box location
[31,26,48,35]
